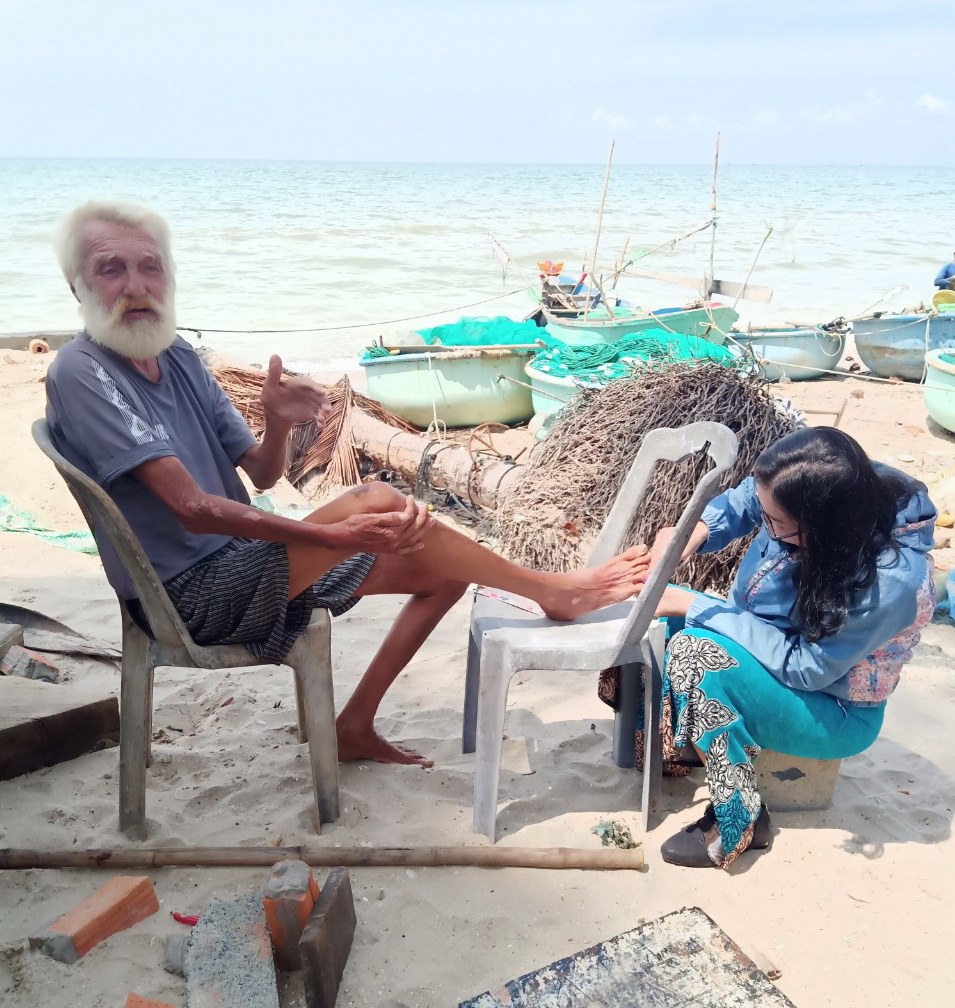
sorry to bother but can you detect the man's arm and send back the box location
[133,455,431,555]
[935,264,955,289]
[238,355,330,490]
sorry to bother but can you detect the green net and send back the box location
[531,329,739,383]
[414,315,542,347]
[0,494,98,554]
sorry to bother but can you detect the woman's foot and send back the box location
[661,803,772,868]
[539,546,650,621]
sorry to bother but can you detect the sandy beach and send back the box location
[2,346,955,1008]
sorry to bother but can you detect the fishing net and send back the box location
[414,315,542,347]
[532,328,739,383]
[493,360,800,594]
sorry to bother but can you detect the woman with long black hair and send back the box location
[649,426,936,868]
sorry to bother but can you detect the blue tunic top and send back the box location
[685,468,936,705]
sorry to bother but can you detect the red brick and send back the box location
[30,875,159,963]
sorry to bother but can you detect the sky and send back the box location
[1,0,953,165]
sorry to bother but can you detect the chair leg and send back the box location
[640,637,665,834]
[289,612,339,830]
[293,672,308,744]
[119,615,151,841]
[145,647,156,768]
[462,629,481,755]
[472,643,514,841]
[612,662,641,769]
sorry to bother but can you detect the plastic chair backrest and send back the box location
[586,421,738,649]
[31,418,191,650]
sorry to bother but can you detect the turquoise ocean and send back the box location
[1,158,952,375]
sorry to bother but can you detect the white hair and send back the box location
[54,200,175,286]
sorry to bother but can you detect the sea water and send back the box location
[1,158,952,375]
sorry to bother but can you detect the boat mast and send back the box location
[707,133,720,300]
[585,139,615,319]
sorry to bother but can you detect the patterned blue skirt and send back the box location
[663,625,885,867]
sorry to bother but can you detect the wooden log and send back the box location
[348,409,522,510]
[0,844,644,871]
[0,678,119,781]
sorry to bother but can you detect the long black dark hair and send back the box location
[753,427,910,641]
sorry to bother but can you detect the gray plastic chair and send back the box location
[462,422,739,841]
[32,419,340,841]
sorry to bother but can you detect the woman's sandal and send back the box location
[660,803,772,868]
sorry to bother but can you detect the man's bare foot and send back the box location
[336,723,434,768]
[540,545,650,621]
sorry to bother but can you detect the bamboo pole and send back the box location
[707,133,721,296]
[0,844,644,871]
[584,140,615,321]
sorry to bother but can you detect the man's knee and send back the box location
[347,481,406,514]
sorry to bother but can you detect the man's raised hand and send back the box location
[260,354,330,429]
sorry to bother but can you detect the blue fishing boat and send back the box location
[727,323,846,382]
[852,313,955,382]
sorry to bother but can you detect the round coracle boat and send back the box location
[924,348,955,434]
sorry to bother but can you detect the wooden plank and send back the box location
[459,906,795,1007]
[299,869,357,1008]
[0,678,119,780]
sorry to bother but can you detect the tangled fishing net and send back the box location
[493,360,800,594]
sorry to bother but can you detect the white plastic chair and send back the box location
[33,418,340,841]
[462,422,739,840]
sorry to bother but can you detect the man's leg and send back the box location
[288,482,648,767]
[287,482,648,619]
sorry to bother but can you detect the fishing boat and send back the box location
[531,276,739,348]
[852,313,955,382]
[360,345,535,429]
[924,348,955,433]
[727,321,847,382]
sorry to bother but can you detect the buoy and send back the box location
[28,338,50,355]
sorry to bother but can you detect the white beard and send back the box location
[78,282,178,360]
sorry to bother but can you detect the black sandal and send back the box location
[661,803,772,868]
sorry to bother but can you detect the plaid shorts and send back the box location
[164,538,376,663]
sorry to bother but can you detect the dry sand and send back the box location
[1,347,955,1007]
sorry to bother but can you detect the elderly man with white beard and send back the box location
[45,201,649,770]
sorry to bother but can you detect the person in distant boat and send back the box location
[44,200,650,770]
[645,427,935,870]
[934,252,955,291]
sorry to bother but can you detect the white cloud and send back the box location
[592,106,632,131]
[914,93,951,116]
[749,108,781,130]
[798,92,884,125]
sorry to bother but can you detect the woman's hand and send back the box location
[649,520,709,572]
[655,584,695,619]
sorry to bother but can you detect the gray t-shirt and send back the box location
[45,333,258,600]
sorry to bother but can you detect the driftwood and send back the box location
[0,844,644,871]
[348,410,523,510]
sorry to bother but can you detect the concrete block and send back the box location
[184,892,279,1008]
[757,750,841,811]
[1,644,59,682]
[126,995,176,1008]
[299,869,356,1008]
[263,859,319,971]
[29,875,159,964]
[0,623,24,659]
[163,933,189,976]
